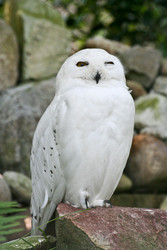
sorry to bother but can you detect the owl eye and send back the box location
[105,61,114,65]
[76,61,89,67]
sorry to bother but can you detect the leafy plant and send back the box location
[49,0,167,56]
[0,0,4,18]
[0,201,26,242]
[0,205,89,248]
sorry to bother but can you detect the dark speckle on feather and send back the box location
[50,170,53,174]
[43,147,45,150]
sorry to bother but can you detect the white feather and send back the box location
[30,48,135,235]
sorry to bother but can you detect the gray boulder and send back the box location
[85,36,130,56]
[0,19,19,91]
[153,76,167,97]
[4,0,71,81]
[135,92,167,140]
[0,77,56,176]
[120,45,162,89]
[3,171,32,204]
[0,174,11,202]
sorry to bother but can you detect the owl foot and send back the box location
[91,199,112,208]
[80,190,90,209]
[85,197,90,209]
[80,190,112,209]
[104,200,112,207]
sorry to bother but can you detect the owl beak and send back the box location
[94,71,101,84]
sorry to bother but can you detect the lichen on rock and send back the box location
[135,93,167,139]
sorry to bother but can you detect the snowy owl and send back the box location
[30,48,135,235]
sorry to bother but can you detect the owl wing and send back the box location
[30,97,65,235]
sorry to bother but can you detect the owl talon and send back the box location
[80,190,90,209]
[104,200,112,207]
[90,199,112,208]
[85,197,89,209]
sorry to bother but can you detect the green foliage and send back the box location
[0,201,26,242]
[50,0,167,55]
[0,206,89,248]
[0,0,4,18]
[1,0,167,54]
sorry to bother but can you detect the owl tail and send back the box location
[31,200,57,236]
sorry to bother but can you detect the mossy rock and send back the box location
[4,0,71,81]
[160,196,167,210]
[1,236,56,250]
[135,97,160,119]
[115,174,133,193]
[111,194,166,208]
[135,93,167,140]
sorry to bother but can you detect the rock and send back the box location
[160,197,167,210]
[0,77,55,176]
[85,36,130,56]
[161,58,167,75]
[111,194,166,209]
[0,173,11,201]
[3,171,32,204]
[126,134,167,191]
[135,92,167,140]
[153,76,167,97]
[4,0,71,81]
[115,174,133,193]
[120,45,162,89]
[56,203,167,250]
[127,80,147,100]
[0,19,19,91]
[1,235,56,250]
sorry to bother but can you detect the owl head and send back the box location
[56,48,126,91]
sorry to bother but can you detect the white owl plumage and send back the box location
[30,48,135,235]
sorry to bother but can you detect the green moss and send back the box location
[136,97,160,119]
[1,235,56,250]
[136,98,159,112]
[5,0,64,26]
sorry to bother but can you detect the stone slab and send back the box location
[56,203,167,250]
